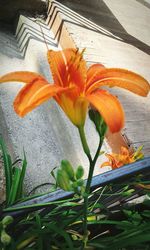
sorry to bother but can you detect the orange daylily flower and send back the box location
[0,49,149,132]
[101,146,144,169]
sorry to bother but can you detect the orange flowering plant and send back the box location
[101,146,144,170]
[0,48,150,244]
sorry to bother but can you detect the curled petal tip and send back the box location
[87,90,125,133]
[86,68,150,97]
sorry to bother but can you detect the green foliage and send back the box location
[61,160,75,181]
[1,179,150,250]
[2,216,14,228]
[56,168,72,191]
[56,160,85,194]
[0,216,13,247]
[1,229,11,246]
[0,138,27,206]
[0,138,150,249]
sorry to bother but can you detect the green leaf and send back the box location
[35,214,43,250]
[88,242,108,249]
[3,197,78,212]
[16,151,27,200]
[0,138,13,203]
[142,210,150,218]
[50,166,58,181]
[44,223,75,250]
[7,167,21,206]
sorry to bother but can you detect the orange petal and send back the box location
[86,90,125,133]
[86,68,150,96]
[120,146,130,156]
[14,80,63,117]
[0,71,48,84]
[101,153,120,169]
[100,161,111,168]
[56,93,88,126]
[86,63,105,87]
[47,49,87,89]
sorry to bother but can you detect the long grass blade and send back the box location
[0,138,12,203]
[45,223,74,250]
[8,167,21,206]
[16,151,27,200]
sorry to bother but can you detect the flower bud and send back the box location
[101,122,107,136]
[72,234,78,241]
[76,179,84,187]
[2,216,13,227]
[61,160,75,181]
[56,169,72,191]
[89,109,107,136]
[1,230,11,245]
[72,182,78,189]
[76,165,84,179]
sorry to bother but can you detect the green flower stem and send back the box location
[78,126,104,246]
[78,126,92,163]
[86,135,104,193]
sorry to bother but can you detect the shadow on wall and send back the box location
[136,0,150,9]
[55,0,150,55]
[0,0,48,24]
[16,19,58,58]
[0,18,58,59]
[1,0,150,61]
